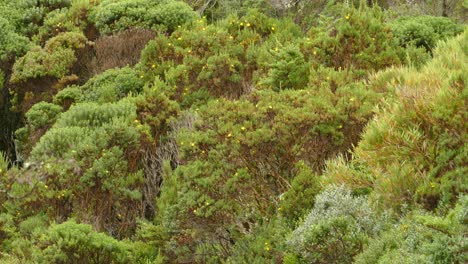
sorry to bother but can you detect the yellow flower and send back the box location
[326,76,330,80]
[246,23,251,27]
[313,50,317,55]
[193,209,197,213]
[271,27,275,31]
[227,133,232,137]
[268,105,273,109]
[140,75,144,78]
[229,35,234,39]
[345,14,350,20]
[241,127,246,131]
[240,22,244,26]
[177,37,182,41]
[350,97,355,102]
[190,143,195,147]
[205,201,210,206]
[44,185,48,189]
[151,64,156,68]
[265,246,270,251]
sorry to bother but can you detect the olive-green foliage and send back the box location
[391,16,464,52]
[158,79,379,259]
[35,220,131,264]
[10,32,87,83]
[9,99,145,237]
[262,44,310,90]
[33,0,94,43]
[91,0,197,34]
[355,197,467,264]
[81,66,145,103]
[288,185,380,263]
[0,151,8,175]
[225,218,291,264]
[302,4,403,77]
[327,31,468,211]
[279,161,322,223]
[24,102,63,131]
[139,10,304,107]
[52,85,83,107]
[0,18,31,61]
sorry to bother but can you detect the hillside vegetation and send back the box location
[0,0,466,263]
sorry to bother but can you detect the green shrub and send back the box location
[80,67,145,103]
[302,5,402,77]
[355,197,468,264]
[52,85,83,107]
[155,80,379,260]
[279,161,322,223]
[288,185,380,263]
[139,11,303,103]
[326,31,468,211]
[10,32,87,83]
[25,102,63,130]
[261,44,310,91]
[35,220,131,264]
[391,16,464,52]
[0,18,31,61]
[91,0,197,34]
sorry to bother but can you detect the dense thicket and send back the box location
[0,0,466,263]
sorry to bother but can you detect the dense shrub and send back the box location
[91,0,197,34]
[391,16,464,52]
[10,32,87,83]
[279,161,322,223]
[35,220,131,264]
[355,197,467,264]
[326,31,468,211]
[0,18,31,62]
[288,185,380,263]
[302,5,403,78]
[8,99,145,237]
[154,79,380,259]
[139,11,303,102]
[261,44,310,90]
[80,67,145,103]
[24,102,63,131]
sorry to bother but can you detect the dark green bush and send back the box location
[262,44,310,91]
[391,16,464,52]
[10,32,87,83]
[302,5,403,77]
[91,0,197,34]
